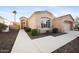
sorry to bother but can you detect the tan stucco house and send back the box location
[53,14,75,33]
[20,11,75,33]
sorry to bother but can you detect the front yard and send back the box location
[11,29,79,53]
[27,32,66,39]
[0,29,19,53]
[24,27,66,39]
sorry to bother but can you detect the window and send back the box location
[47,20,50,28]
[40,17,50,28]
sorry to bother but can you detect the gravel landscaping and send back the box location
[52,37,79,53]
[27,32,66,39]
[0,29,19,53]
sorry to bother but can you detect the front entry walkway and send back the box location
[11,29,40,53]
[11,30,79,53]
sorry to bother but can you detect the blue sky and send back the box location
[0,6,79,22]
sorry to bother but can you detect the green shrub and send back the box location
[24,27,31,32]
[31,29,38,36]
[52,28,58,33]
[0,23,7,32]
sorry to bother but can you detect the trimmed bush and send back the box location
[31,29,38,36]
[46,30,50,33]
[52,28,58,33]
[24,27,31,32]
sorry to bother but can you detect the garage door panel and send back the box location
[63,23,70,32]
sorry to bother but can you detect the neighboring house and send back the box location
[20,11,75,33]
[9,21,20,29]
[0,16,9,32]
[0,16,6,23]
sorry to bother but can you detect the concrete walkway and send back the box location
[11,29,40,53]
[11,30,79,53]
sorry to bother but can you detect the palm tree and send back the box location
[12,10,17,22]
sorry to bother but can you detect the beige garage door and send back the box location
[63,23,71,33]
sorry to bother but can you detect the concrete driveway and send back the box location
[32,31,79,53]
[11,30,79,53]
